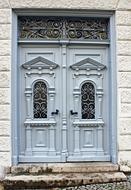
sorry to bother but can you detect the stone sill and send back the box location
[9,163,119,175]
[0,172,127,189]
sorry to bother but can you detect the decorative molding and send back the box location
[22,56,58,69]
[72,120,104,127]
[24,120,56,127]
[18,16,109,41]
[70,57,106,70]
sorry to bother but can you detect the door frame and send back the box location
[11,10,117,165]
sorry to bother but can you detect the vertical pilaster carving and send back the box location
[97,125,104,153]
[62,44,67,155]
[25,89,32,120]
[74,126,80,154]
[73,89,80,119]
[49,125,56,154]
[48,89,55,119]
[25,124,32,155]
[96,89,104,119]
[25,73,32,119]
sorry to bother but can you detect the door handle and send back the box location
[70,110,78,115]
[51,109,59,115]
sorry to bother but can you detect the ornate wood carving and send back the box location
[70,57,106,70]
[18,16,109,40]
[22,56,58,69]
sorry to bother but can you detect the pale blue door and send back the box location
[18,44,110,162]
[67,46,110,161]
[18,45,64,162]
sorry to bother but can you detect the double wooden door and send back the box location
[18,44,110,162]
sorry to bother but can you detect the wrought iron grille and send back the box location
[18,16,109,40]
[81,82,95,119]
[33,81,47,119]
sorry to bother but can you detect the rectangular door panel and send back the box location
[18,45,64,162]
[67,46,110,161]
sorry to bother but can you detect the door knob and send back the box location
[51,109,59,115]
[70,110,78,115]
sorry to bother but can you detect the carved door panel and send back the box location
[67,46,110,161]
[18,45,110,162]
[18,45,63,162]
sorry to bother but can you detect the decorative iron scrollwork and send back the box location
[33,81,47,119]
[18,16,109,40]
[81,82,95,119]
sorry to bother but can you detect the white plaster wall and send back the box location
[0,0,130,171]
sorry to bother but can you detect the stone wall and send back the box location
[116,3,131,171]
[0,0,131,170]
[0,4,11,166]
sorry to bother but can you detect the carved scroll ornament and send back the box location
[18,16,109,40]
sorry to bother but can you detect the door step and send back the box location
[1,163,127,189]
[10,163,119,175]
[3,172,127,189]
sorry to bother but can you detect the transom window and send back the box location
[18,16,109,41]
[33,81,47,119]
[81,82,95,119]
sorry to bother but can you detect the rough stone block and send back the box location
[0,72,10,88]
[0,0,10,8]
[119,135,131,150]
[118,56,131,71]
[11,163,119,175]
[117,41,131,56]
[0,9,11,24]
[0,56,10,71]
[0,165,6,180]
[119,151,131,172]
[117,0,131,10]
[0,88,10,104]
[118,72,131,87]
[0,184,4,190]
[3,172,127,189]
[120,103,131,118]
[0,24,11,40]
[117,26,131,40]
[120,165,131,172]
[0,137,10,151]
[0,40,11,56]
[120,89,131,103]
[10,0,118,9]
[0,121,10,136]
[0,105,10,120]
[116,11,131,25]
[119,119,131,134]
[0,152,11,166]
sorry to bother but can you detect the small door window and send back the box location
[81,82,95,119]
[33,81,47,119]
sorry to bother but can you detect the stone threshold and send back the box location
[9,163,119,175]
[2,172,127,189]
[0,163,127,189]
